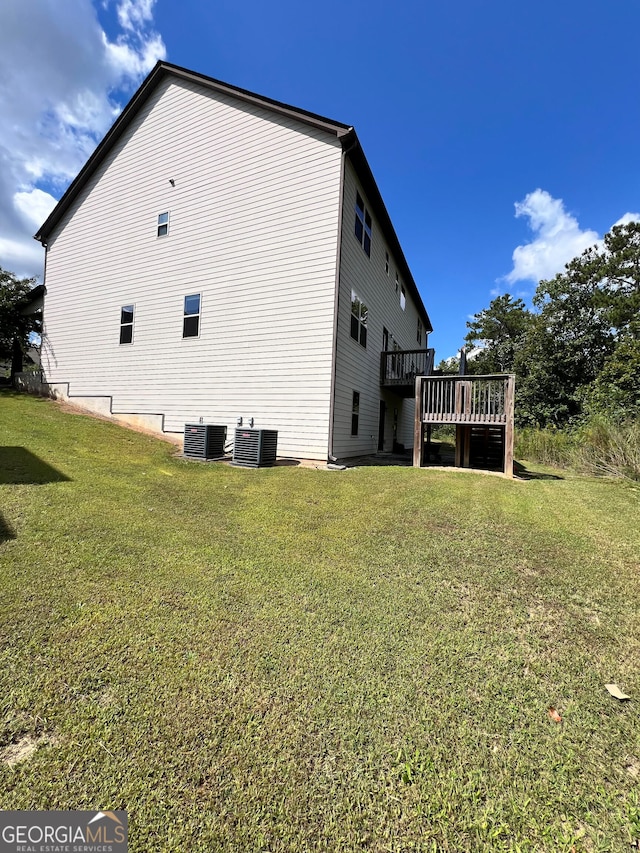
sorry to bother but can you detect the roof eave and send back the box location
[35,61,351,245]
[342,134,433,332]
[33,62,433,334]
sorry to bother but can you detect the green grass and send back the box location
[1,391,639,852]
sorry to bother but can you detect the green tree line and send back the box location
[464,221,640,427]
[0,267,41,380]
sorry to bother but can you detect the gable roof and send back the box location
[34,61,432,332]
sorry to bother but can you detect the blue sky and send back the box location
[1,0,639,358]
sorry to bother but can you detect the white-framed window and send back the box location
[417,318,423,345]
[119,304,134,345]
[400,284,406,311]
[385,251,389,276]
[157,211,169,237]
[354,192,372,257]
[351,391,360,436]
[350,290,368,348]
[183,293,201,338]
[395,271,399,293]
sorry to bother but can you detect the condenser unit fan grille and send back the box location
[232,428,278,467]
[183,424,227,459]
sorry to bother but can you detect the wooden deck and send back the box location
[380,348,435,398]
[413,374,516,476]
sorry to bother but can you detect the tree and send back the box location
[0,267,40,380]
[518,262,615,426]
[519,221,640,426]
[435,356,460,375]
[594,221,640,338]
[464,294,533,374]
[582,336,640,421]
[464,221,640,427]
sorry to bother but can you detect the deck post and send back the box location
[503,374,515,478]
[413,376,423,467]
[455,425,463,467]
[463,381,472,416]
[463,425,471,468]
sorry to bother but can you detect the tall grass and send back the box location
[575,417,640,480]
[516,416,640,481]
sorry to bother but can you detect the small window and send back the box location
[183,293,201,338]
[363,211,372,257]
[350,291,368,348]
[354,192,372,257]
[351,391,360,436]
[395,272,399,293]
[417,318,423,345]
[400,284,406,311]
[385,251,389,276]
[355,193,364,243]
[119,304,134,345]
[157,212,169,237]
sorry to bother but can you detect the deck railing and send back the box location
[417,374,514,424]
[380,348,435,387]
[413,374,516,476]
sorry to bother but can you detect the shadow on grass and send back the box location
[0,512,16,543]
[0,447,71,485]
[514,461,564,481]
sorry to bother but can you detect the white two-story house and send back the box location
[35,61,433,461]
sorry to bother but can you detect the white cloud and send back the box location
[613,212,640,227]
[14,189,58,231]
[502,191,640,291]
[504,189,600,285]
[116,0,155,31]
[0,0,165,279]
[0,236,50,277]
[104,31,166,78]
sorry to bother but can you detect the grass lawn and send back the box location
[1,391,639,852]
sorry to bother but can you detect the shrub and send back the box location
[515,417,640,481]
[573,416,640,481]
[514,427,573,468]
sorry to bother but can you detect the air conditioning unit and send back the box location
[183,424,227,459]
[232,428,278,467]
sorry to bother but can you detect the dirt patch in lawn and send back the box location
[2,734,57,768]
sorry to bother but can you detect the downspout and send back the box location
[40,243,48,384]
[327,132,356,462]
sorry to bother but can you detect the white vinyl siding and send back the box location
[41,78,343,460]
[332,160,425,458]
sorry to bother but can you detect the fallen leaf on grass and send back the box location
[548,707,562,723]
[605,684,631,701]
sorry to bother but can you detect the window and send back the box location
[400,284,406,311]
[183,293,201,338]
[354,192,372,257]
[385,251,389,276]
[395,272,399,293]
[351,391,360,436]
[417,318,423,345]
[119,305,134,345]
[350,290,368,348]
[157,212,169,237]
